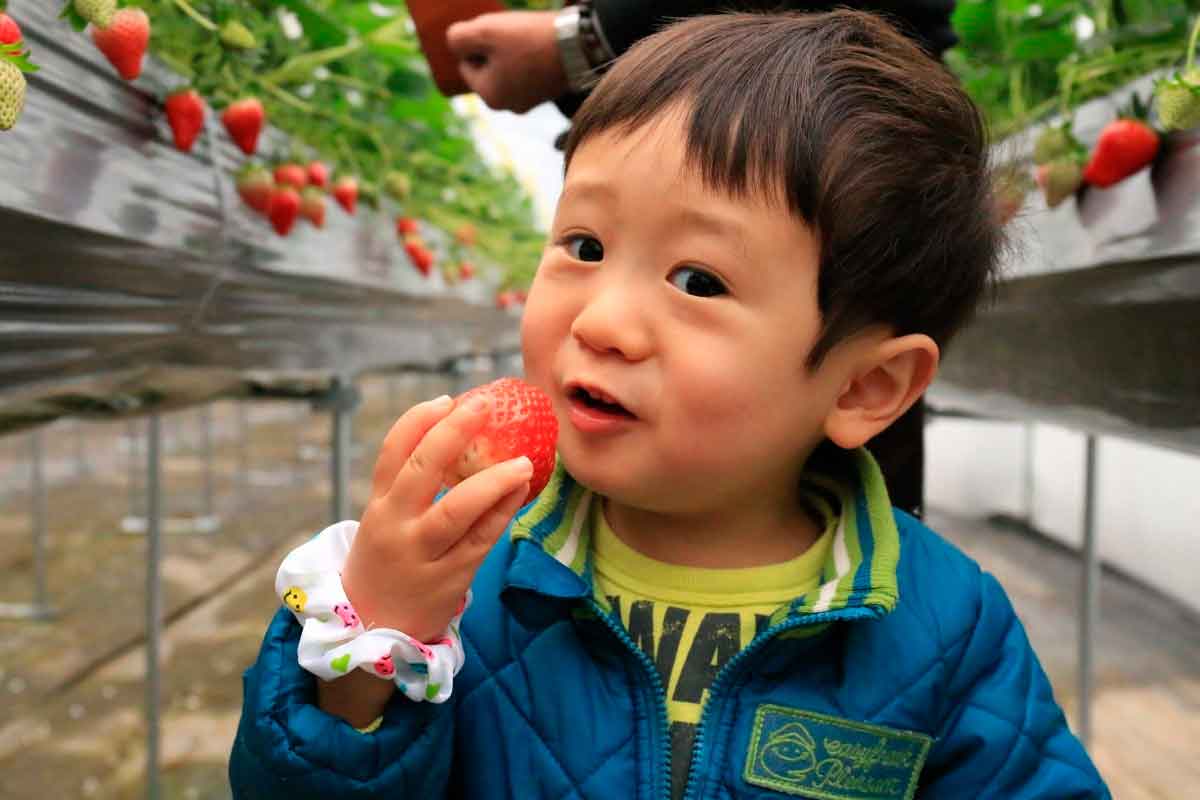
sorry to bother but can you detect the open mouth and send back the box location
[568,385,636,418]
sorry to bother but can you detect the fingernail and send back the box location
[466,395,489,413]
[430,395,452,411]
[509,456,533,477]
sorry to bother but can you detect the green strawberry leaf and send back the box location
[1,44,38,73]
[58,3,89,33]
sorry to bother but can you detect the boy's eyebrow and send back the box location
[671,208,748,245]
[559,180,616,205]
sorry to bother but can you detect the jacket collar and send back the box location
[504,447,901,624]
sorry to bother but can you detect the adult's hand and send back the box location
[446,11,568,113]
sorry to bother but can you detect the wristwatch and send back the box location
[554,5,595,93]
[555,1,614,93]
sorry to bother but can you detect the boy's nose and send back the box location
[569,281,651,362]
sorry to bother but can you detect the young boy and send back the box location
[230,11,1110,799]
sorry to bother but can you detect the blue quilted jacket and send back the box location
[230,449,1109,799]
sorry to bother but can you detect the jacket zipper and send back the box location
[679,611,844,800]
[587,597,672,800]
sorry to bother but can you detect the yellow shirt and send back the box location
[591,497,835,798]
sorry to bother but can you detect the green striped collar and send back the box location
[508,447,900,622]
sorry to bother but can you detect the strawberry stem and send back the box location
[170,0,217,32]
[1186,13,1200,71]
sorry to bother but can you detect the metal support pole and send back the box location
[74,420,88,478]
[1023,424,1036,527]
[128,420,141,519]
[201,406,215,521]
[1078,435,1099,746]
[236,401,249,506]
[331,377,353,523]
[145,415,163,800]
[30,431,50,616]
[0,431,56,620]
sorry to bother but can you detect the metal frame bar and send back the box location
[1079,435,1099,746]
[0,429,56,620]
[926,406,1103,745]
[145,414,163,800]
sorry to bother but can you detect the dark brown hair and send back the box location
[564,10,1003,367]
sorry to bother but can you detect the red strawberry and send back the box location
[458,260,475,280]
[331,176,357,215]
[404,241,434,276]
[455,223,477,247]
[1082,118,1159,188]
[0,13,23,45]
[448,377,558,505]
[221,98,264,156]
[306,160,329,188]
[396,216,420,236]
[267,187,300,236]
[91,8,149,81]
[164,89,205,152]
[299,187,325,228]
[495,290,516,310]
[274,163,307,190]
[236,164,274,215]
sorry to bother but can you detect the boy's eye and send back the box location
[667,266,727,298]
[565,235,604,262]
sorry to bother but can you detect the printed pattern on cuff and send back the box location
[275,520,469,704]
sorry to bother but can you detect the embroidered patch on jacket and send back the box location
[743,705,932,800]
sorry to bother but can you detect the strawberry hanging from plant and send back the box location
[404,240,434,277]
[396,216,420,236]
[1032,120,1083,166]
[72,0,114,29]
[268,186,301,236]
[236,164,274,215]
[274,162,307,190]
[306,161,329,189]
[331,176,357,215]
[299,187,326,228]
[1154,14,1200,132]
[91,7,149,81]
[165,89,205,153]
[0,28,38,132]
[1082,94,1160,189]
[222,97,264,156]
[0,11,22,45]
[1035,158,1085,209]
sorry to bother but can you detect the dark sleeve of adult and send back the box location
[591,0,959,60]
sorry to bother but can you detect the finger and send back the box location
[415,456,532,560]
[445,17,492,61]
[442,478,530,569]
[369,395,453,499]
[387,392,492,512]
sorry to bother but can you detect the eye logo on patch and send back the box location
[760,721,819,782]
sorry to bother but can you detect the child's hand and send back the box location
[341,394,533,643]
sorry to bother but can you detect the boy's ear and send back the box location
[823,334,939,450]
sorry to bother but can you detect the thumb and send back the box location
[445,18,490,60]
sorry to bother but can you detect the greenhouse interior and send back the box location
[1,0,1197,798]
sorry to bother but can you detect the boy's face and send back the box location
[521,113,855,514]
